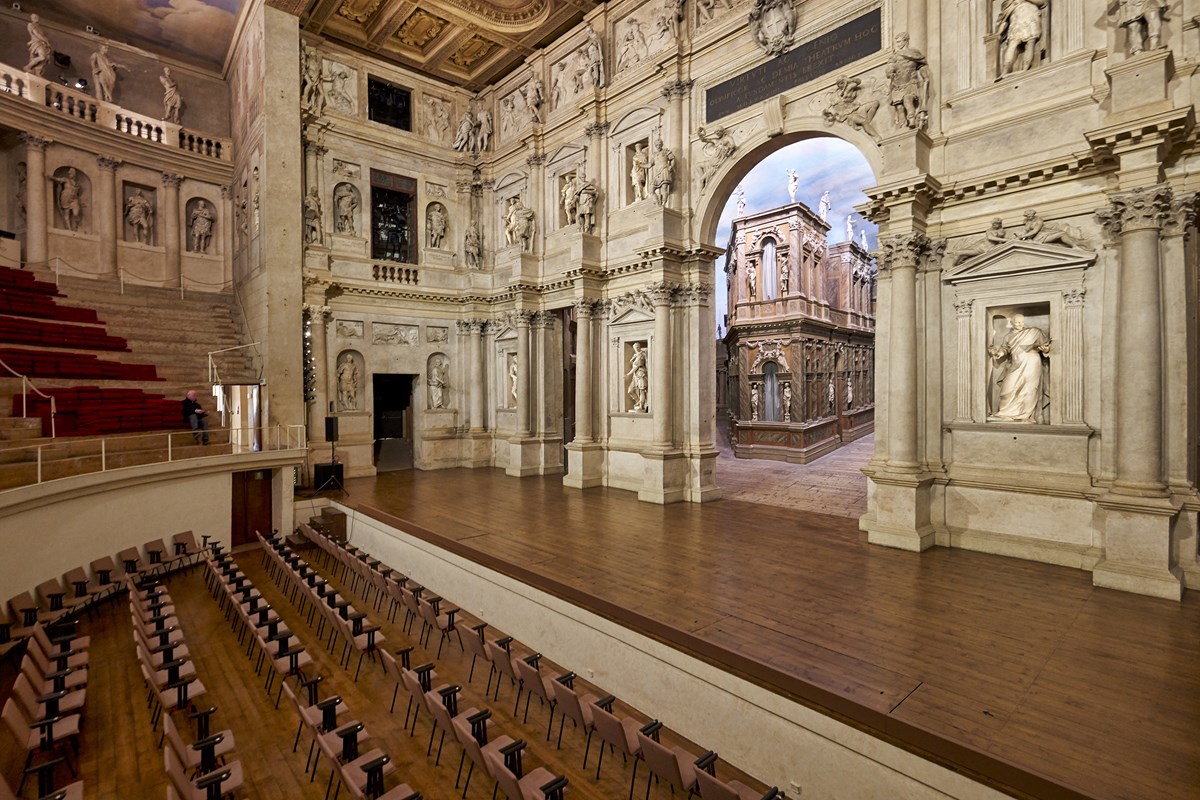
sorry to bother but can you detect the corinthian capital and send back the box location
[645,280,676,306]
[1095,185,1173,240]
[875,233,930,271]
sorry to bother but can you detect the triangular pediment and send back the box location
[609,305,655,326]
[945,240,1096,285]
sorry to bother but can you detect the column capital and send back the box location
[875,233,930,271]
[953,298,974,317]
[530,311,556,329]
[161,172,184,188]
[1096,185,1173,239]
[19,133,49,151]
[97,156,122,172]
[513,309,536,327]
[660,79,693,99]
[303,303,332,322]
[1063,287,1087,307]
[673,282,711,306]
[646,280,676,306]
[573,299,598,317]
[220,185,232,199]
[1164,191,1199,237]
[583,121,609,137]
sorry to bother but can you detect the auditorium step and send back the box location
[0,439,232,489]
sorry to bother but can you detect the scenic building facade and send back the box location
[0,0,1196,604]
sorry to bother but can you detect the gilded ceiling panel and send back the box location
[448,35,500,70]
[395,9,450,51]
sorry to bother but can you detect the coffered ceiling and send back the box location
[276,0,601,91]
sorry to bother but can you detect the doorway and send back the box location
[374,373,414,471]
[231,468,273,547]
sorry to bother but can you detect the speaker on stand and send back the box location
[313,414,347,496]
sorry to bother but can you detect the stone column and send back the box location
[466,320,485,432]
[220,185,233,286]
[953,299,973,422]
[880,234,927,470]
[308,304,331,441]
[788,218,803,296]
[1061,289,1086,424]
[1098,187,1172,495]
[162,173,183,287]
[660,81,691,210]
[21,135,49,267]
[304,140,319,196]
[515,311,532,437]
[649,282,674,447]
[574,301,594,443]
[96,157,121,277]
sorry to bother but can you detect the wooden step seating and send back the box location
[18,386,181,437]
[0,348,160,382]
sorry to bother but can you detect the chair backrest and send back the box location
[30,623,52,653]
[637,732,687,791]
[36,578,64,607]
[590,703,634,755]
[450,714,485,766]
[400,669,428,710]
[462,627,489,661]
[10,675,39,720]
[514,658,549,702]
[173,530,197,548]
[117,547,142,569]
[486,643,516,680]
[163,715,188,765]
[694,769,739,800]
[549,679,584,727]
[418,599,439,627]
[8,591,38,620]
[163,746,194,798]
[62,566,90,591]
[380,650,401,682]
[424,689,454,730]
[2,699,28,738]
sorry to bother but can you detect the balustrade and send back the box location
[371,264,420,284]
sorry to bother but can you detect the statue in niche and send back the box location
[90,45,127,104]
[477,111,493,152]
[750,383,760,420]
[998,0,1047,74]
[696,126,736,191]
[525,76,545,123]
[304,187,323,245]
[504,197,536,251]
[626,342,649,412]
[649,139,675,206]
[822,75,882,138]
[616,18,648,72]
[560,172,579,224]
[508,356,518,405]
[500,96,518,140]
[748,0,798,56]
[334,184,359,236]
[427,204,446,248]
[818,191,831,221]
[453,109,476,152]
[189,200,214,253]
[846,379,854,408]
[782,382,792,422]
[780,262,789,295]
[16,163,27,226]
[746,261,757,299]
[827,380,836,414]
[464,221,482,269]
[425,98,450,142]
[25,15,52,76]
[336,354,360,411]
[787,169,798,202]
[301,46,327,116]
[1016,210,1089,248]
[988,314,1051,423]
[575,167,598,233]
[125,189,153,244]
[1117,0,1168,55]
[885,33,931,130]
[428,357,448,409]
[630,142,650,201]
[161,68,183,123]
[583,24,605,89]
[53,168,84,232]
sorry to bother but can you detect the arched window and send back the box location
[762,362,779,421]
[762,238,778,300]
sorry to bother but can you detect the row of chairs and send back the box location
[299,520,782,800]
[128,574,245,800]
[1,621,88,799]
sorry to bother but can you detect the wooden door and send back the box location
[231,469,273,547]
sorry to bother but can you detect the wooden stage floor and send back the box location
[335,466,1200,800]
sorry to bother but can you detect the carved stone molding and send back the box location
[18,133,49,151]
[525,154,546,166]
[1165,191,1199,236]
[953,299,974,317]
[161,173,184,188]
[220,185,232,199]
[1096,185,1173,239]
[645,280,677,305]
[751,338,790,372]
[660,80,693,99]
[97,156,122,171]
[583,122,610,137]
[1063,288,1087,307]
[875,233,930,270]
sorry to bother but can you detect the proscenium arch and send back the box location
[694,126,882,246]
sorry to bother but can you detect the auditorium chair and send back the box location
[8,590,52,628]
[171,531,208,572]
[162,715,236,779]
[461,622,494,687]
[483,739,569,800]
[19,651,88,694]
[163,747,243,800]
[399,661,449,736]
[143,538,181,576]
[34,579,71,623]
[140,662,207,732]
[549,673,598,754]
[451,709,516,799]
[59,568,100,617]
[281,678,348,762]
[416,593,462,659]
[588,698,643,788]
[636,722,701,799]
[0,612,24,660]
[422,684,483,766]
[486,637,521,707]
[513,654,558,738]
[87,556,126,602]
[31,621,90,655]
[0,757,82,800]
[10,672,86,724]
[116,546,146,582]
[380,650,407,714]
[692,754,771,800]
[1,698,80,795]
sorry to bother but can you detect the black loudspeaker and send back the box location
[314,463,343,491]
[325,415,339,442]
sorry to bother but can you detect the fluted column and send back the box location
[574,301,594,443]
[953,299,973,422]
[515,311,532,437]
[304,141,318,196]
[1061,289,1086,424]
[466,320,485,432]
[220,185,233,286]
[162,173,183,287]
[788,219,802,296]
[1098,187,1172,495]
[96,157,121,277]
[21,135,48,267]
[649,282,674,447]
[308,304,331,440]
[660,81,691,211]
[879,234,927,470]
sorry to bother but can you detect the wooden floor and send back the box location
[317,466,1200,800]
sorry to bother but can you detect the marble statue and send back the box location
[782,382,792,422]
[1118,0,1167,55]
[787,169,798,202]
[16,163,27,225]
[748,0,798,56]
[696,126,736,190]
[575,167,599,233]
[886,33,931,130]
[427,203,447,248]
[1016,210,1089,248]
[508,356,519,405]
[780,261,789,295]
[986,217,1012,245]
[988,314,1051,423]
[425,98,450,141]
[846,214,855,241]
[818,191,831,221]
[583,24,605,88]
[429,358,448,409]
[658,0,683,41]
[53,168,84,232]
[650,139,675,206]
[736,186,747,215]
[822,75,882,138]
[304,187,323,244]
[525,76,545,124]
[477,110,493,152]
[860,229,869,250]
[25,15,51,76]
[551,62,567,110]
[998,0,1047,74]
[616,18,648,71]
[125,189,153,243]
[160,68,183,123]
[453,110,476,152]
[626,342,649,412]
[189,200,214,253]
[337,354,359,411]
[845,378,854,408]
[827,380,836,413]
[746,261,757,298]
[560,172,579,225]
[301,45,327,116]
[631,142,650,201]
[91,45,126,103]
[500,96,518,140]
[334,184,358,235]
[464,221,482,269]
[505,197,536,251]
[696,0,716,25]
[750,382,760,420]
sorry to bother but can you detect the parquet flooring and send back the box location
[325,466,1200,800]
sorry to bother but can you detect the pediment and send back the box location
[945,240,1096,285]
[609,305,655,326]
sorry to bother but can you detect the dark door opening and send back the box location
[231,469,273,548]
[374,373,414,471]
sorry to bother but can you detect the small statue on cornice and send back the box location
[748,0,797,57]
[1016,210,1090,248]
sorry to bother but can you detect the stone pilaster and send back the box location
[20,134,49,266]
[464,320,486,433]
[96,157,121,277]
[162,173,183,287]
[878,233,928,470]
[648,281,674,447]
[514,310,533,438]
[574,301,595,443]
[953,299,973,422]
[1060,289,1086,425]
[307,304,331,440]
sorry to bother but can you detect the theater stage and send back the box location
[334,466,1199,800]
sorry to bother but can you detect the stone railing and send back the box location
[1,60,232,162]
[372,263,420,284]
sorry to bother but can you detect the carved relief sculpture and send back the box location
[125,189,153,244]
[160,68,183,123]
[334,183,359,236]
[427,203,447,248]
[650,139,675,206]
[822,75,882,138]
[425,97,450,142]
[464,220,482,268]
[453,109,476,152]
[25,14,51,76]
[1117,0,1167,55]
[54,168,85,232]
[998,0,1047,74]
[696,126,736,191]
[189,200,214,253]
[616,18,649,71]
[301,45,327,116]
[626,342,649,412]
[304,187,323,244]
[337,354,360,411]
[327,64,356,114]
[748,0,798,56]
[631,142,650,200]
[583,24,605,88]
[428,356,449,409]
[525,76,545,123]
[885,33,931,130]
[1016,210,1090,248]
[505,197,536,251]
[988,314,1051,422]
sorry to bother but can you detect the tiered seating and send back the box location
[0,348,160,381]
[0,268,98,324]
[19,386,182,436]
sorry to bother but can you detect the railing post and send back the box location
[37,446,42,484]
[21,376,27,417]
[119,265,125,295]
[101,439,106,472]
[49,397,55,438]
[168,432,172,462]
[54,256,60,286]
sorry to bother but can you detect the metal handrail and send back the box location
[207,342,261,385]
[0,357,56,438]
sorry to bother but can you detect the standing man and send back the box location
[182,390,209,445]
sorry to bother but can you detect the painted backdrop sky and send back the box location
[713,138,877,331]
